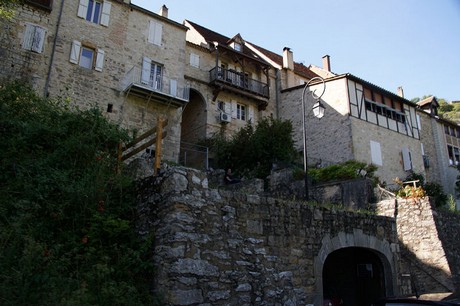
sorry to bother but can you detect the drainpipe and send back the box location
[275,68,280,119]
[44,0,65,97]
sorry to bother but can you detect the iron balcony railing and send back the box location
[209,67,269,98]
[121,66,190,102]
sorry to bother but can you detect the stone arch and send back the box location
[180,88,208,168]
[313,229,397,306]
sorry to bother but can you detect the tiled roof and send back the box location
[185,20,319,79]
[417,96,438,107]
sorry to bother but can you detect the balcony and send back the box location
[121,66,189,107]
[210,67,269,101]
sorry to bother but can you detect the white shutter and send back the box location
[190,53,199,68]
[248,105,254,123]
[416,114,421,131]
[170,79,177,96]
[22,24,35,50]
[421,143,425,156]
[31,26,46,53]
[148,21,162,46]
[70,40,81,64]
[100,1,111,26]
[95,49,105,71]
[402,147,412,171]
[231,100,237,119]
[370,140,382,166]
[77,0,89,19]
[141,57,151,85]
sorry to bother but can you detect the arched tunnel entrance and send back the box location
[323,247,386,306]
[180,88,208,169]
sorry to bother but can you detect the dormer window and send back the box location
[232,42,242,51]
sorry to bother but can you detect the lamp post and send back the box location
[301,76,326,200]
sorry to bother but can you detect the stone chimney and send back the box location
[397,86,404,98]
[282,47,294,70]
[159,5,168,18]
[322,55,331,72]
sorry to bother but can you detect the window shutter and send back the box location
[148,21,162,46]
[170,79,177,96]
[402,147,412,171]
[70,40,81,64]
[95,49,105,71]
[190,53,199,68]
[141,57,151,85]
[31,26,46,53]
[231,101,237,118]
[100,1,111,27]
[370,140,382,166]
[248,105,254,123]
[77,0,89,19]
[22,24,35,50]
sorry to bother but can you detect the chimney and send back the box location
[283,47,294,70]
[397,86,404,98]
[322,55,331,72]
[159,5,168,18]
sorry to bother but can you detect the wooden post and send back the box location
[154,117,164,175]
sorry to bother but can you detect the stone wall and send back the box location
[137,166,402,305]
[376,197,460,296]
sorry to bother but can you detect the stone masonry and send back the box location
[137,166,404,305]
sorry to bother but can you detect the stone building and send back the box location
[417,96,460,207]
[0,0,189,162]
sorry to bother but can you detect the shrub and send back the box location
[308,160,378,184]
[0,82,156,305]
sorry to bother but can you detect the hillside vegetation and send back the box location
[0,82,156,305]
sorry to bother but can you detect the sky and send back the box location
[132,0,460,102]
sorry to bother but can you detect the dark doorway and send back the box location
[180,89,208,169]
[323,247,386,306]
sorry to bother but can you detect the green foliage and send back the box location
[0,0,21,19]
[308,160,378,184]
[0,82,156,305]
[206,116,297,179]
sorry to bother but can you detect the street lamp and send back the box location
[301,76,326,200]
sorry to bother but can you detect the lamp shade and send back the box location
[312,101,325,119]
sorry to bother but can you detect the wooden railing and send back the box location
[117,117,168,175]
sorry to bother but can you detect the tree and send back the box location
[0,82,157,305]
[0,0,22,19]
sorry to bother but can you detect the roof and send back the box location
[185,20,319,79]
[417,96,439,108]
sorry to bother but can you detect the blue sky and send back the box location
[132,0,460,102]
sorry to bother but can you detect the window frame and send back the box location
[77,0,111,27]
[236,103,246,121]
[69,40,104,71]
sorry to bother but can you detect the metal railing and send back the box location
[121,66,190,101]
[209,67,269,98]
[179,142,209,170]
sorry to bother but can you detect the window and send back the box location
[237,104,246,121]
[69,40,105,71]
[401,147,412,171]
[190,53,200,68]
[77,0,111,27]
[233,42,242,51]
[148,20,163,46]
[22,23,46,53]
[141,57,163,90]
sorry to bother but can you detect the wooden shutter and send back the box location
[141,57,151,85]
[148,20,162,46]
[402,147,412,171]
[170,79,177,96]
[100,1,111,26]
[31,26,46,53]
[22,24,35,50]
[248,105,254,123]
[95,49,105,71]
[70,40,81,64]
[370,140,382,166]
[77,0,89,18]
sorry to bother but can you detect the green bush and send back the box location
[0,82,156,305]
[308,160,378,184]
[205,116,297,179]
[395,173,447,207]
